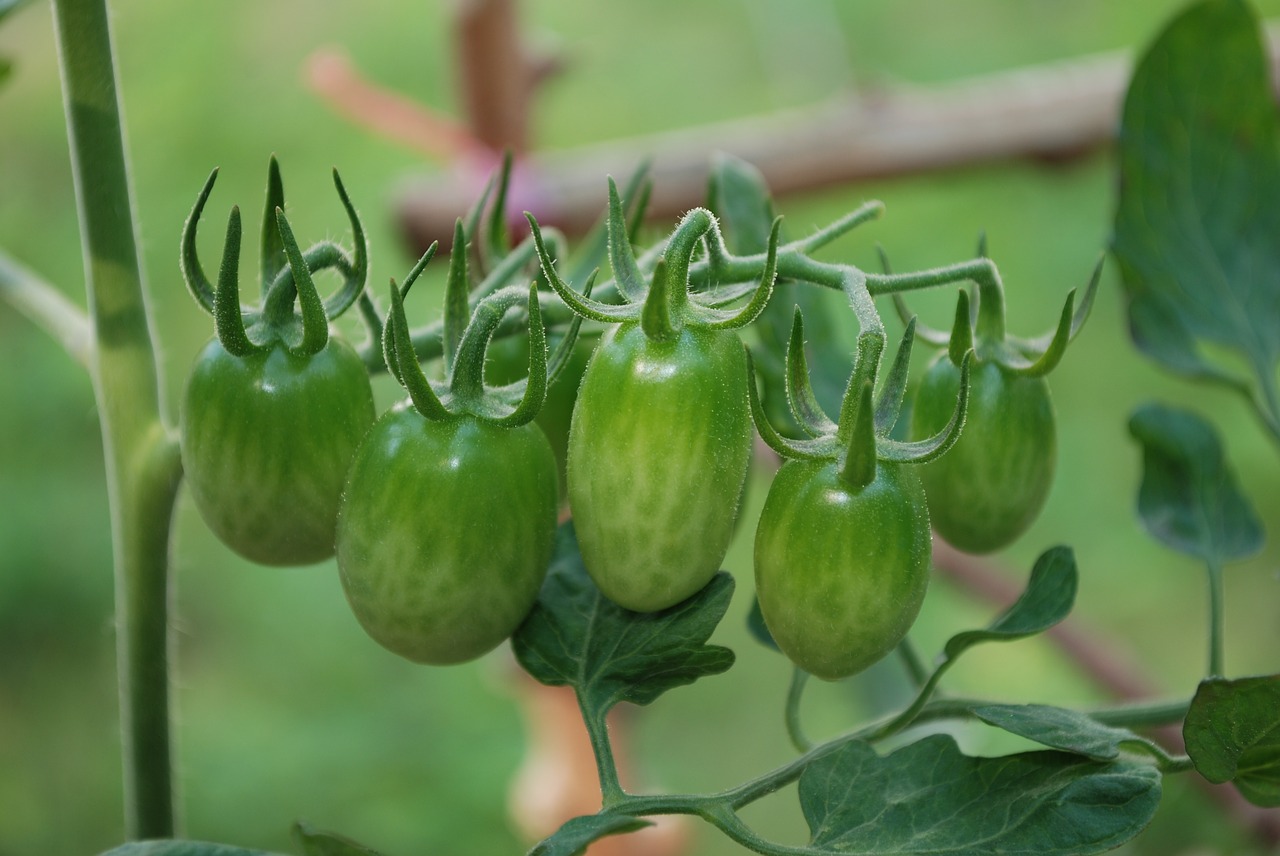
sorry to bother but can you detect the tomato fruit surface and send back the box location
[754,458,930,681]
[180,337,375,566]
[336,405,558,665]
[910,355,1055,554]
[567,322,751,613]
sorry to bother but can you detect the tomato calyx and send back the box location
[750,304,972,490]
[527,178,781,342]
[383,236,588,428]
[888,240,1101,377]
[180,156,369,357]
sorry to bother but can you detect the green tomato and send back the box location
[335,405,558,665]
[180,337,375,566]
[568,322,752,613]
[487,331,598,500]
[754,459,930,681]
[911,355,1055,554]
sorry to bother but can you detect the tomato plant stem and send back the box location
[579,696,625,806]
[51,0,179,838]
[896,636,930,687]
[1206,558,1225,678]
[0,251,93,367]
[785,668,812,753]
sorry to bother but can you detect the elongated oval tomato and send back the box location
[180,337,375,566]
[336,405,558,665]
[911,355,1055,554]
[567,322,752,613]
[754,458,930,681]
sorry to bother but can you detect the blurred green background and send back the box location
[2,1,1280,854]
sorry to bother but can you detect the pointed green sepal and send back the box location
[1005,289,1076,379]
[545,271,596,390]
[259,156,286,296]
[874,316,917,435]
[892,293,950,348]
[608,176,647,302]
[745,346,838,461]
[321,168,369,319]
[526,213,635,323]
[976,229,989,259]
[463,167,497,279]
[180,167,219,315]
[212,206,259,358]
[486,150,514,261]
[700,216,781,330]
[382,247,437,385]
[276,207,329,356]
[1014,256,1102,356]
[784,307,837,438]
[641,258,680,341]
[212,207,259,358]
[443,219,470,373]
[879,350,972,464]
[627,178,653,245]
[388,279,451,421]
[493,284,549,429]
[837,379,877,490]
[948,288,974,368]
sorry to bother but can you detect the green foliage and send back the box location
[970,704,1148,761]
[942,546,1077,661]
[1184,675,1280,806]
[98,843,277,856]
[1113,0,1280,440]
[798,735,1161,855]
[291,822,383,856]
[525,815,651,856]
[1129,403,1263,563]
[512,523,736,721]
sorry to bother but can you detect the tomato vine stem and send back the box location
[51,0,180,837]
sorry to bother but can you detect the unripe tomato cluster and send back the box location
[177,164,1082,681]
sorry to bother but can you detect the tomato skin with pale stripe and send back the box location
[754,459,930,681]
[566,322,752,613]
[336,405,558,665]
[180,337,375,566]
[911,355,1055,555]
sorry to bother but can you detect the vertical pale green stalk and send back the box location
[51,0,181,839]
[1206,559,1225,678]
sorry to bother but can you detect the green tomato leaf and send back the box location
[971,703,1147,761]
[1129,403,1263,563]
[526,813,651,856]
[746,595,780,652]
[942,546,1077,662]
[1184,675,1280,807]
[97,843,278,856]
[512,523,736,718]
[292,822,384,856]
[800,735,1161,855]
[1113,0,1280,423]
[707,153,776,255]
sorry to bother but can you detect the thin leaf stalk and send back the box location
[579,696,625,807]
[52,0,179,837]
[785,668,813,753]
[1206,558,1225,678]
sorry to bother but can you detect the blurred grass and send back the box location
[2,1,1280,854]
